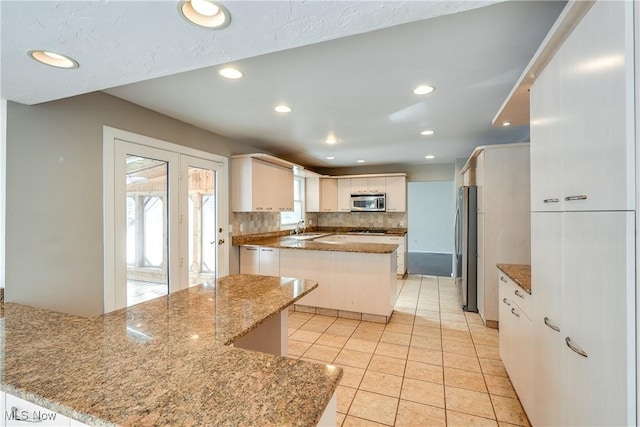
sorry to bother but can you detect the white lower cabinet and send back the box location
[530,211,635,426]
[498,272,532,414]
[239,246,280,276]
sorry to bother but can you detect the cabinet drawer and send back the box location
[499,273,531,318]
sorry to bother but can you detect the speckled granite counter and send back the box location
[232,227,407,246]
[0,275,341,426]
[497,264,531,294]
[238,236,398,254]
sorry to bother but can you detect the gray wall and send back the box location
[6,92,261,317]
[407,181,455,253]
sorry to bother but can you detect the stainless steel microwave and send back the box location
[350,193,386,212]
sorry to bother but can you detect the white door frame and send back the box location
[103,126,229,313]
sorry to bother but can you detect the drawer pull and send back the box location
[544,317,560,332]
[543,198,560,204]
[500,276,508,283]
[514,289,525,299]
[245,248,258,251]
[564,195,588,201]
[565,337,588,358]
[503,298,511,306]
[511,307,520,318]
[261,249,273,252]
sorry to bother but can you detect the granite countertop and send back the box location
[239,236,398,254]
[0,275,342,426]
[497,264,531,294]
[232,227,407,247]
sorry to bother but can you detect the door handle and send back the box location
[218,239,225,245]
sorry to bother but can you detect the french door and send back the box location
[104,127,228,312]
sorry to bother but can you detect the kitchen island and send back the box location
[237,233,399,322]
[0,275,341,426]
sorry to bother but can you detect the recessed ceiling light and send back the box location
[412,85,435,95]
[325,137,339,145]
[179,0,230,29]
[357,160,366,163]
[218,67,243,79]
[28,50,78,69]
[502,121,512,127]
[425,155,435,159]
[326,156,335,160]
[274,105,292,113]
[420,130,435,136]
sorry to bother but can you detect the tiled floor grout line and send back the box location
[437,276,449,427]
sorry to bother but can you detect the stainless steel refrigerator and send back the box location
[454,186,478,312]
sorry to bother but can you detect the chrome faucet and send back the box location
[293,220,305,235]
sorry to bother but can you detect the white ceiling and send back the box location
[1,0,566,168]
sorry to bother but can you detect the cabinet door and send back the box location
[350,178,368,194]
[239,246,260,274]
[562,211,634,426]
[249,159,271,211]
[278,167,294,212]
[559,1,633,211]
[475,151,485,213]
[530,54,563,212]
[476,213,486,322]
[320,179,338,212]
[258,248,280,276]
[367,177,386,193]
[385,176,406,212]
[530,212,564,427]
[305,177,320,212]
[337,179,351,212]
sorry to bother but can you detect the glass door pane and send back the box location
[125,155,169,305]
[187,166,216,286]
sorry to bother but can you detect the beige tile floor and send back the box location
[287,275,531,427]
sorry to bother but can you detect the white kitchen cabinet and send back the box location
[231,157,294,212]
[498,271,532,414]
[530,1,634,212]
[561,211,634,426]
[239,246,280,276]
[468,143,530,327]
[337,179,351,212]
[385,176,406,212]
[350,177,386,194]
[319,179,338,212]
[529,212,564,427]
[306,177,337,213]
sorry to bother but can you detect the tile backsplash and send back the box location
[231,211,405,236]
[318,212,407,228]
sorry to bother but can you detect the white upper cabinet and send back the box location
[305,177,321,212]
[530,0,634,212]
[231,157,294,212]
[337,179,351,212]
[350,177,386,194]
[319,178,338,212]
[385,176,406,212]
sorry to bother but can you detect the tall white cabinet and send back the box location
[527,1,636,425]
[463,143,531,327]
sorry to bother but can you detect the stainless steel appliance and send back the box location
[350,193,386,212]
[454,186,478,312]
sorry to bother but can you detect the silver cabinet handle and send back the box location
[245,247,258,251]
[543,198,560,204]
[503,298,511,306]
[544,317,560,332]
[261,249,274,252]
[500,276,508,283]
[565,337,588,358]
[514,289,525,299]
[564,195,588,201]
[511,307,520,318]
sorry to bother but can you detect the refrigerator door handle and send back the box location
[454,207,460,255]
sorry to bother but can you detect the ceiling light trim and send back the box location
[179,0,230,29]
[28,50,79,69]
